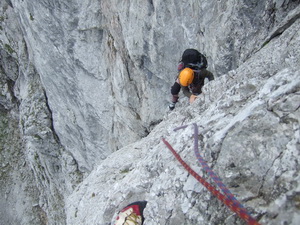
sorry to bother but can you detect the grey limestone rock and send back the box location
[0,0,299,224]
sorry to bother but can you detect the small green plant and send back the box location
[29,13,34,21]
[34,153,39,161]
[120,168,130,174]
[33,134,43,140]
[261,40,270,48]
[4,44,15,54]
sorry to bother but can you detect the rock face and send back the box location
[0,0,300,224]
[66,14,300,224]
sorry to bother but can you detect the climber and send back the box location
[114,201,147,225]
[169,49,214,110]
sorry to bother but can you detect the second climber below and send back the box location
[169,49,214,110]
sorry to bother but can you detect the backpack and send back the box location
[178,49,208,71]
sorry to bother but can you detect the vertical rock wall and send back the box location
[0,0,299,224]
[7,0,299,172]
[1,1,82,224]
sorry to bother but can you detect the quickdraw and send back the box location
[162,123,261,225]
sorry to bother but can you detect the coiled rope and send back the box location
[162,124,261,225]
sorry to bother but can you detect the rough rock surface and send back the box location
[66,14,300,224]
[0,0,299,224]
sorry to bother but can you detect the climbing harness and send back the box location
[162,123,261,225]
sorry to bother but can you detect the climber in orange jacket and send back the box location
[169,49,214,110]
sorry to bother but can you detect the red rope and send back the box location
[162,138,261,225]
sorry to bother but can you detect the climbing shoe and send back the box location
[169,102,176,110]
